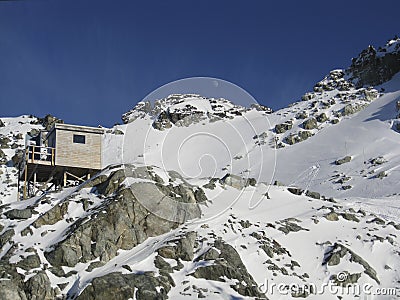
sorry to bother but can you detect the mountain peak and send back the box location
[122,94,272,128]
[347,36,400,87]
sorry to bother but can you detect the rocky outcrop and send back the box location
[302,117,318,130]
[5,208,32,220]
[0,149,7,164]
[219,174,256,189]
[323,243,379,284]
[335,156,352,165]
[340,103,367,116]
[76,272,171,300]
[314,70,354,92]
[157,231,197,261]
[275,122,293,133]
[347,38,400,87]
[24,272,57,300]
[11,149,24,168]
[284,130,313,145]
[44,166,204,269]
[316,113,328,123]
[33,114,64,131]
[0,136,11,149]
[192,239,265,298]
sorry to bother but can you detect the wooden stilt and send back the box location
[23,164,28,200]
[33,171,37,197]
[63,171,67,187]
[17,168,20,202]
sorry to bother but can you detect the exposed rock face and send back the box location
[316,113,328,123]
[335,156,352,165]
[0,278,27,300]
[32,114,64,131]
[0,229,15,250]
[302,117,318,130]
[323,243,380,284]
[325,212,339,221]
[122,94,271,130]
[5,208,32,220]
[157,231,197,262]
[275,122,293,133]
[341,103,366,116]
[0,149,7,164]
[305,190,320,199]
[301,92,315,101]
[192,239,265,298]
[122,101,152,123]
[0,136,11,149]
[250,103,273,113]
[24,272,57,300]
[284,130,313,145]
[76,272,171,300]
[44,166,204,268]
[11,149,24,168]
[347,38,400,87]
[314,69,354,92]
[219,174,256,189]
[295,111,308,119]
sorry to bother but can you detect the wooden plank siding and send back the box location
[52,124,104,170]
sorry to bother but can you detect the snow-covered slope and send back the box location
[103,73,400,200]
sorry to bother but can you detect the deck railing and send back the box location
[26,145,55,166]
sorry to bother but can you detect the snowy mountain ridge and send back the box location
[0,37,400,300]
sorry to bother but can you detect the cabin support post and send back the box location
[17,169,20,202]
[23,164,28,200]
[63,171,67,187]
[33,171,37,196]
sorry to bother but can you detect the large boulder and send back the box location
[5,208,32,220]
[0,149,7,164]
[0,136,11,149]
[301,92,315,101]
[316,113,328,123]
[36,114,64,131]
[335,156,352,165]
[362,88,379,101]
[76,272,171,300]
[192,240,265,298]
[0,279,27,300]
[219,174,256,189]
[24,272,57,300]
[157,231,197,261]
[275,122,293,134]
[302,117,318,129]
[341,104,364,116]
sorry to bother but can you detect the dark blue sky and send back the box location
[0,0,399,127]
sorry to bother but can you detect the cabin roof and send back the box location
[48,123,105,135]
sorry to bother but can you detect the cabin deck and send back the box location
[19,123,104,200]
[20,145,101,200]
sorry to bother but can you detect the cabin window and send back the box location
[73,134,86,144]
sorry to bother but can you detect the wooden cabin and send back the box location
[19,123,104,200]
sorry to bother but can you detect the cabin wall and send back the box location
[55,129,102,169]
